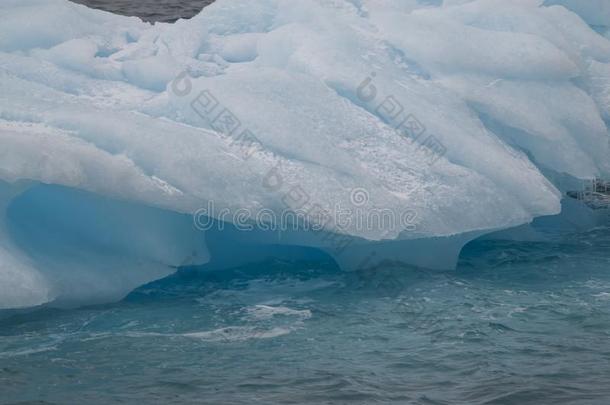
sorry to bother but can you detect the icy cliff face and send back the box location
[0,0,608,309]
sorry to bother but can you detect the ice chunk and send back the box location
[0,0,608,308]
[5,184,208,307]
[0,178,209,309]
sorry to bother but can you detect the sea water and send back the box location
[2,226,610,403]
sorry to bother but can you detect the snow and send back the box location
[0,0,608,309]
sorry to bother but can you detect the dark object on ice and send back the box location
[567,179,610,210]
[70,0,215,23]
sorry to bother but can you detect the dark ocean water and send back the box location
[2,226,610,404]
[70,0,215,22]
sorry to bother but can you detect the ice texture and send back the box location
[0,0,609,308]
[544,0,610,30]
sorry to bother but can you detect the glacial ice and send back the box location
[544,0,610,30]
[0,0,608,309]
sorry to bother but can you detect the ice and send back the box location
[544,0,610,30]
[0,181,52,309]
[0,0,609,309]
[5,184,208,308]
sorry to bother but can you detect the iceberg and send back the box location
[0,0,608,309]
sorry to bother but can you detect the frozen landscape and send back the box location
[0,0,609,403]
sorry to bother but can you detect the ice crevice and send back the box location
[0,0,609,309]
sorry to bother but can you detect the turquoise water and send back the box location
[2,226,610,404]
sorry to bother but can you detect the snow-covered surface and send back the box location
[0,0,609,309]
